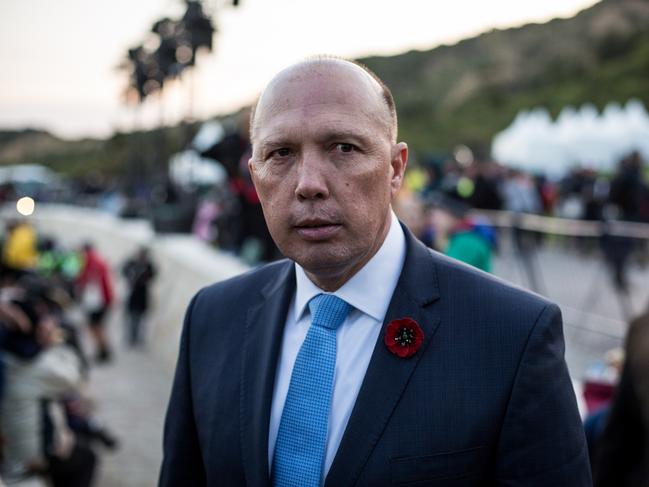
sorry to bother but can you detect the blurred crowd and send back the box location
[1,119,648,485]
[0,220,156,486]
[395,149,649,297]
[186,121,649,282]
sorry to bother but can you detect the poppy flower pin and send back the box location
[384,318,424,358]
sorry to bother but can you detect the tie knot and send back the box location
[308,294,352,330]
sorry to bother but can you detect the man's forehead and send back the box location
[252,60,388,139]
[256,111,377,147]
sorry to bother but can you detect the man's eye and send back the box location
[269,148,291,158]
[335,143,355,153]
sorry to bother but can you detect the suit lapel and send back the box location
[240,261,295,487]
[325,227,442,487]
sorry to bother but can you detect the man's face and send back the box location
[249,62,407,290]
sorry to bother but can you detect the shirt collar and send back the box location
[294,211,406,322]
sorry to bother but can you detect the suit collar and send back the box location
[239,224,441,487]
[325,225,442,486]
[240,260,295,487]
[393,222,440,306]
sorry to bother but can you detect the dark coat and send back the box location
[594,305,649,487]
[122,259,155,312]
[160,226,590,486]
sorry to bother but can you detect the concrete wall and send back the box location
[3,204,249,370]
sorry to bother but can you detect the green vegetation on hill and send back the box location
[360,0,649,156]
[0,124,199,179]
[1,0,648,176]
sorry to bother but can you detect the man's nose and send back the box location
[295,151,330,201]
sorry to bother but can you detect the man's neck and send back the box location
[303,214,393,292]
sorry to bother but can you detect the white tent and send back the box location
[169,150,227,187]
[191,120,225,152]
[168,120,228,187]
[492,99,649,175]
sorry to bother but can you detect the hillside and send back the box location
[360,0,649,156]
[2,0,648,176]
[0,124,199,179]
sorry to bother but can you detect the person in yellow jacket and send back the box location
[2,219,39,275]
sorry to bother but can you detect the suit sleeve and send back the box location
[159,293,207,487]
[495,304,592,486]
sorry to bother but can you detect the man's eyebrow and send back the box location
[256,137,291,151]
[315,129,372,145]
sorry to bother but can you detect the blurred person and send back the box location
[467,160,503,210]
[393,187,425,241]
[63,394,119,453]
[76,244,113,363]
[192,195,221,244]
[579,170,604,222]
[0,298,33,448]
[160,58,589,486]
[439,158,463,197]
[593,299,649,486]
[502,169,544,293]
[201,111,258,256]
[221,110,279,263]
[599,152,648,296]
[37,238,75,280]
[231,148,278,263]
[14,274,89,376]
[121,247,156,348]
[428,193,493,272]
[599,226,634,296]
[37,238,82,297]
[502,169,541,215]
[1,221,38,279]
[194,184,241,251]
[37,238,60,278]
[608,151,647,222]
[0,293,94,486]
[8,275,118,470]
[581,348,623,467]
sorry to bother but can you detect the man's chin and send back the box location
[296,254,348,274]
[290,249,364,290]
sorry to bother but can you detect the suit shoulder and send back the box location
[429,248,555,316]
[193,258,292,308]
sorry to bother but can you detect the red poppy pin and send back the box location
[384,318,424,358]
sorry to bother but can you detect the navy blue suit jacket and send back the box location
[160,227,591,486]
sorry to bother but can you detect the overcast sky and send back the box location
[0,0,599,139]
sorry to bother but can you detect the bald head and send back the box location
[250,58,398,144]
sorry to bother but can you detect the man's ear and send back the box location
[248,157,257,187]
[390,142,408,197]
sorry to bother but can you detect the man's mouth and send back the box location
[294,219,342,241]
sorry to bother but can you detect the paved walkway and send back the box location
[88,238,649,487]
[88,344,172,487]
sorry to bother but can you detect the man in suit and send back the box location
[160,57,591,486]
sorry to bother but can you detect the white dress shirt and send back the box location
[268,211,406,478]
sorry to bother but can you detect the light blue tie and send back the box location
[273,294,352,487]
